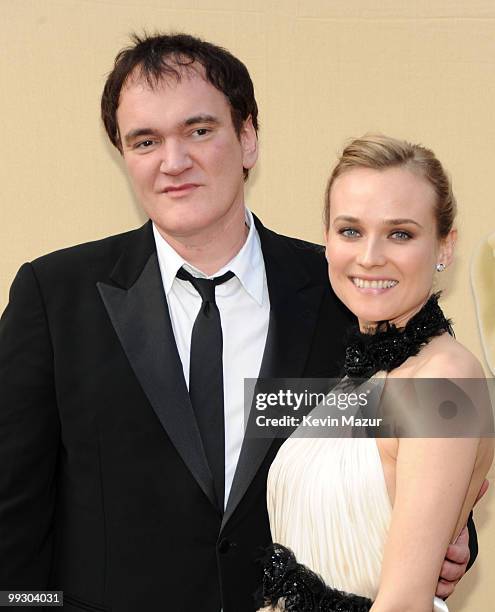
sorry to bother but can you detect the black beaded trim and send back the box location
[259,544,372,611]
[343,292,453,379]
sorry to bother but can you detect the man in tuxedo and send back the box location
[0,33,474,611]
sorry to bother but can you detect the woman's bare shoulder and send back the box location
[407,333,485,379]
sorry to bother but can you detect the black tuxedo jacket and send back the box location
[0,217,356,611]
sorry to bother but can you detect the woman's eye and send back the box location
[339,228,360,238]
[390,231,412,241]
[193,128,209,136]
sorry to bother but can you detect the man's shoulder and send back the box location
[29,223,150,280]
[257,221,324,254]
[278,233,327,272]
[256,221,327,278]
[277,233,325,256]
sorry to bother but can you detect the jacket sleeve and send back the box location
[0,262,60,588]
[466,511,478,571]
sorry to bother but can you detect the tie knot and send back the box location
[176,267,235,303]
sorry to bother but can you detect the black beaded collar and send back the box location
[343,292,453,379]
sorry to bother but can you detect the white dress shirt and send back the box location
[152,209,270,508]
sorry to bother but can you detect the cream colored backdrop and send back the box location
[1,1,493,609]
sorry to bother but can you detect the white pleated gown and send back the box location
[266,435,448,611]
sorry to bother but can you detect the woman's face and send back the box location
[325,165,455,331]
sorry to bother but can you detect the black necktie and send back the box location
[176,267,235,512]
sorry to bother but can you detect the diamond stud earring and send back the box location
[436,263,446,272]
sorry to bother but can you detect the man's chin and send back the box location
[151,217,217,241]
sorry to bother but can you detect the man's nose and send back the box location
[159,139,193,175]
[355,238,387,268]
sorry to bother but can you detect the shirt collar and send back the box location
[152,208,265,305]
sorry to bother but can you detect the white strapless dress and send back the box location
[266,427,448,611]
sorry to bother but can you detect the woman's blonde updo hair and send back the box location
[324,134,457,238]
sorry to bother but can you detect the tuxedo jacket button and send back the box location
[218,538,231,554]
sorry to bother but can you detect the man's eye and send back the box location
[339,228,360,238]
[390,231,412,241]
[193,128,209,136]
[136,140,155,149]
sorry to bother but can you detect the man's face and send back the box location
[117,68,257,241]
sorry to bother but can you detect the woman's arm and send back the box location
[372,437,482,612]
[371,355,493,612]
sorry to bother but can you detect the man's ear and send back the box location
[439,228,457,268]
[240,115,258,170]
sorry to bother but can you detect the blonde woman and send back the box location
[260,135,493,612]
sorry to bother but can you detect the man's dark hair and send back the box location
[101,32,258,179]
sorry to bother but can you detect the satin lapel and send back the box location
[222,219,325,530]
[97,223,216,509]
